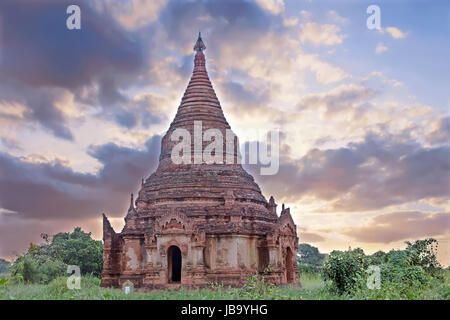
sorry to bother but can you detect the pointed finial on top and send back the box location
[194,32,206,52]
[268,196,277,208]
[130,193,134,209]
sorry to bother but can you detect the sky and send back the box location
[0,0,449,265]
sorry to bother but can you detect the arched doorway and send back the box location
[168,246,182,283]
[285,247,294,283]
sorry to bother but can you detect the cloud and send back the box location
[299,23,346,46]
[375,42,388,54]
[343,211,450,243]
[299,231,326,242]
[362,71,403,88]
[159,0,274,53]
[99,0,168,30]
[384,26,408,39]
[102,92,167,129]
[300,54,349,84]
[0,130,162,258]
[255,0,285,15]
[326,10,348,25]
[283,17,299,27]
[207,31,349,124]
[153,2,349,120]
[219,33,350,90]
[0,0,150,137]
[0,0,145,89]
[0,213,105,259]
[0,135,161,221]
[297,84,376,115]
[87,136,161,192]
[219,80,270,108]
[427,116,450,144]
[299,10,311,21]
[246,134,450,211]
[0,86,75,140]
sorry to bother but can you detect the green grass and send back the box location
[0,272,448,300]
[0,273,330,300]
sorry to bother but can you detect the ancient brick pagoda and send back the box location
[101,33,299,290]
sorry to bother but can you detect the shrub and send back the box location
[10,256,36,283]
[321,239,446,299]
[353,254,433,300]
[405,238,442,278]
[229,267,295,300]
[10,227,103,284]
[37,259,67,284]
[321,248,369,294]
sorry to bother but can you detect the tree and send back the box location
[321,239,446,298]
[10,227,103,283]
[370,250,387,265]
[297,243,326,272]
[52,227,103,276]
[405,238,442,277]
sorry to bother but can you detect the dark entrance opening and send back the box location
[285,247,294,283]
[168,246,181,283]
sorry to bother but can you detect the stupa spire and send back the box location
[194,32,206,52]
[161,32,230,156]
[154,32,266,207]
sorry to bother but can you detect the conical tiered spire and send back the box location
[138,34,269,214]
[161,33,230,161]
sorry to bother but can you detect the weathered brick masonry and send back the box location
[101,34,299,290]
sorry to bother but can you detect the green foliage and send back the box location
[321,248,369,294]
[19,256,39,283]
[10,227,103,284]
[298,263,316,274]
[11,250,66,284]
[0,270,448,300]
[297,243,326,272]
[405,238,442,278]
[2,235,447,300]
[51,227,103,276]
[37,260,67,284]
[369,250,387,265]
[321,239,448,299]
[219,267,297,300]
[230,274,291,300]
[0,274,305,300]
[232,274,274,299]
[353,251,434,299]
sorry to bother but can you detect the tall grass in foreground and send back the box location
[0,273,330,300]
[0,271,448,300]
